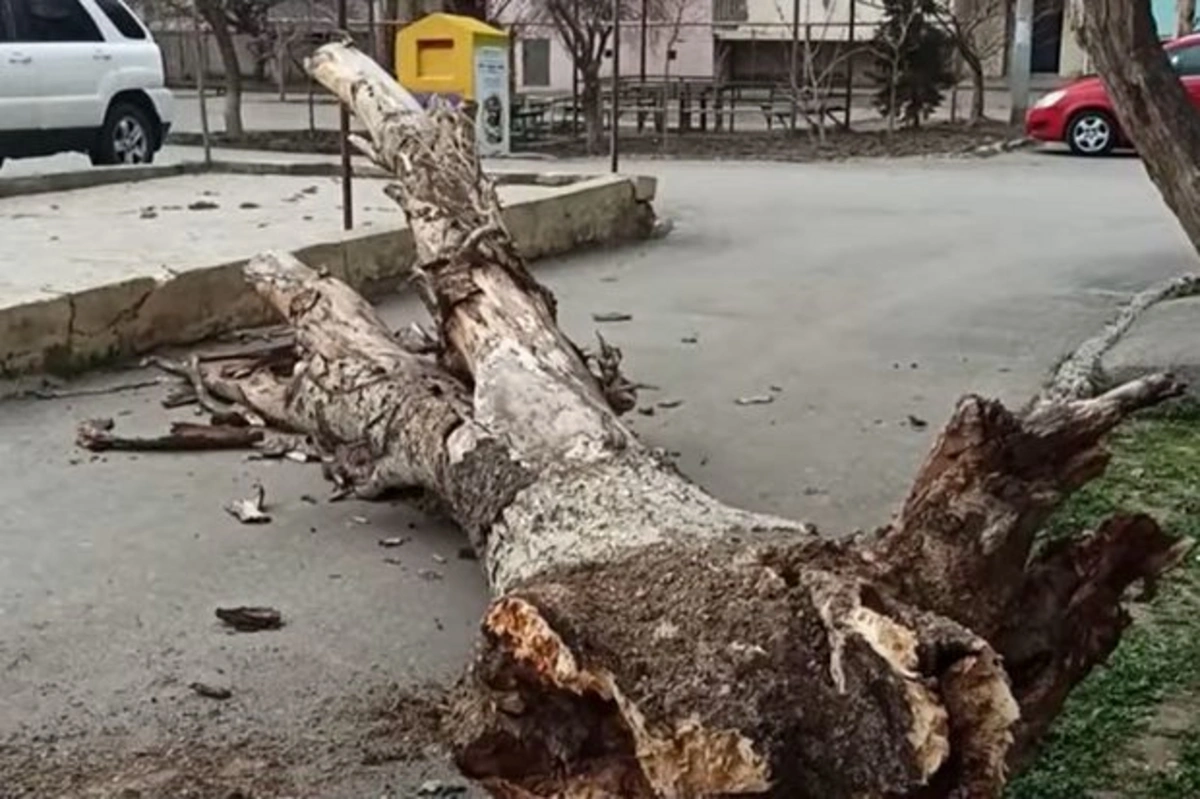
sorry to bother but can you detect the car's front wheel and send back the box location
[1066,110,1117,156]
[91,103,156,166]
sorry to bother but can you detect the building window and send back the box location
[522,38,550,87]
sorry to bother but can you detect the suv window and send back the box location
[1170,44,1200,76]
[94,0,143,39]
[15,0,102,42]
[0,3,13,40]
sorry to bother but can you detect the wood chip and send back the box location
[591,312,632,323]
[432,554,447,564]
[189,681,232,700]
[378,536,409,548]
[215,605,282,631]
[351,515,370,525]
[907,414,929,430]
[225,483,270,524]
[418,569,443,581]
[735,395,775,406]
[657,399,684,409]
[637,406,655,416]
[383,557,403,566]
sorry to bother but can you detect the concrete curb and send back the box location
[0,160,593,199]
[0,172,658,376]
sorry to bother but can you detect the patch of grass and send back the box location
[1138,727,1200,798]
[1008,402,1200,799]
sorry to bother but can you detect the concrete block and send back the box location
[0,294,72,376]
[0,170,659,375]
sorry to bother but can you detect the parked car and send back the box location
[1025,32,1200,156]
[0,0,173,170]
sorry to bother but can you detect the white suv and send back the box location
[0,0,173,169]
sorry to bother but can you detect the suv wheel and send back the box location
[91,103,156,166]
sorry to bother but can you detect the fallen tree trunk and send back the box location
[186,42,1190,798]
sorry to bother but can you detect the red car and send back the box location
[1025,32,1200,155]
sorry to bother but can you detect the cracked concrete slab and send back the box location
[1103,294,1200,392]
[0,169,655,375]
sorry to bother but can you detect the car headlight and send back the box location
[1034,89,1067,109]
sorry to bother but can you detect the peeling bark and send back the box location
[181,41,1193,798]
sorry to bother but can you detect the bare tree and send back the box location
[505,0,684,151]
[540,0,618,152]
[161,40,1191,798]
[774,0,869,143]
[649,0,701,76]
[929,0,1007,123]
[192,0,287,136]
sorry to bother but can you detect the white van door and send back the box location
[0,0,39,130]
[12,0,109,131]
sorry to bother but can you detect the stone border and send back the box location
[0,171,657,376]
[0,160,590,199]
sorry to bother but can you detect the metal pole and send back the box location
[639,0,647,83]
[191,3,212,167]
[338,0,353,231]
[572,0,580,137]
[844,0,854,129]
[610,0,620,173]
[1009,0,1033,124]
[638,0,647,133]
[789,0,799,131]
[367,0,378,66]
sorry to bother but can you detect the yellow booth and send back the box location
[396,13,511,156]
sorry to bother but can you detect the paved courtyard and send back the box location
[1,151,1196,796]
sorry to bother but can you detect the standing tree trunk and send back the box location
[197,0,246,137]
[1178,0,1196,37]
[582,64,605,153]
[1076,0,1200,250]
[188,41,1190,798]
[962,47,986,123]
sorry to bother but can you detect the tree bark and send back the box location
[582,65,605,154]
[193,41,1191,798]
[197,0,246,137]
[1076,0,1200,250]
[1178,0,1196,37]
[965,49,986,123]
